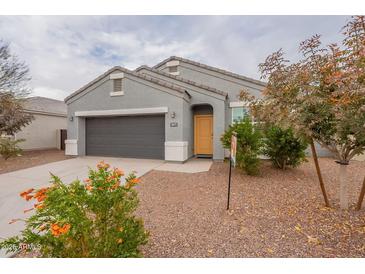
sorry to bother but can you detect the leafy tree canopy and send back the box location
[241,16,365,163]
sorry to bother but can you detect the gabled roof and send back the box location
[153,56,266,87]
[135,65,228,98]
[24,96,66,116]
[64,66,188,103]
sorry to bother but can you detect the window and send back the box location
[232,107,248,123]
[168,66,178,74]
[113,79,122,92]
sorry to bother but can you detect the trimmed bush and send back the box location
[0,161,149,257]
[221,116,262,175]
[262,125,307,169]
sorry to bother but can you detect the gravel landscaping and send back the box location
[136,158,365,258]
[12,157,365,258]
[0,149,72,174]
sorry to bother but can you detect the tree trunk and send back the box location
[356,176,365,210]
[310,139,330,207]
[338,162,349,210]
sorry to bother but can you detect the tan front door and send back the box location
[194,115,213,155]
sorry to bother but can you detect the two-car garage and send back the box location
[85,115,165,159]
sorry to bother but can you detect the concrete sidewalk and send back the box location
[154,158,213,173]
[0,156,163,257]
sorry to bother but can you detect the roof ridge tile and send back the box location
[135,65,228,97]
[152,56,266,87]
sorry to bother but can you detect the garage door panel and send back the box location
[86,115,165,159]
[87,134,164,145]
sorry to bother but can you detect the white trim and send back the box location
[65,139,78,156]
[165,141,188,162]
[166,60,180,67]
[110,91,124,97]
[231,103,250,123]
[229,101,249,108]
[169,71,180,76]
[75,107,169,117]
[109,72,124,79]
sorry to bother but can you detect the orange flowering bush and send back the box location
[0,161,148,257]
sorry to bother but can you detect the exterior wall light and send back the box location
[171,111,176,119]
[69,116,74,122]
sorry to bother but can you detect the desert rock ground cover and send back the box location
[137,158,365,257]
[0,149,72,174]
[13,157,365,258]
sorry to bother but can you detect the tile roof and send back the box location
[135,65,228,97]
[153,56,266,87]
[24,96,66,116]
[64,66,188,103]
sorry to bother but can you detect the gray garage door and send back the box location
[86,115,165,159]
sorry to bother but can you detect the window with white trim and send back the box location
[232,106,249,123]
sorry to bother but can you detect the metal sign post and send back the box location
[227,132,237,210]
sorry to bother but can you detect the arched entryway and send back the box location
[192,104,213,158]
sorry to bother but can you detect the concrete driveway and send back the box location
[0,156,163,257]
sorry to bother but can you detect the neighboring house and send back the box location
[64,56,331,162]
[14,96,67,150]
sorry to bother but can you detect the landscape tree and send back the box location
[241,16,365,209]
[0,40,33,159]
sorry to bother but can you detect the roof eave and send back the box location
[65,66,187,104]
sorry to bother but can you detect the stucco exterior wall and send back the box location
[159,62,264,98]
[15,113,67,150]
[182,100,194,158]
[158,61,264,127]
[139,68,227,160]
[158,61,334,158]
[66,70,187,157]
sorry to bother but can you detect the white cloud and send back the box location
[32,86,69,101]
[0,16,349,100]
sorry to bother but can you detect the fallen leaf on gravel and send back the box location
[267,248,274,254]
[295,224,302,233]
[307,236,321,245]
[239,226,247,234]
[319,206,332,211]
[207,249,213,254]
[227,210,234,216]
[356,225,365,234]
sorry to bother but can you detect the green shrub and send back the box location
[0,137,24,160]
[262,125,308,169]
[221,116,262,175]
[0,161,149,257]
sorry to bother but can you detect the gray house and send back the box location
[15,96,67,150]
[64,56,266,162]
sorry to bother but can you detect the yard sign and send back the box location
[230,132,237,168]
[227,132,237,210]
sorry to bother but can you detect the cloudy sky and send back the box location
[0,16,349,100]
